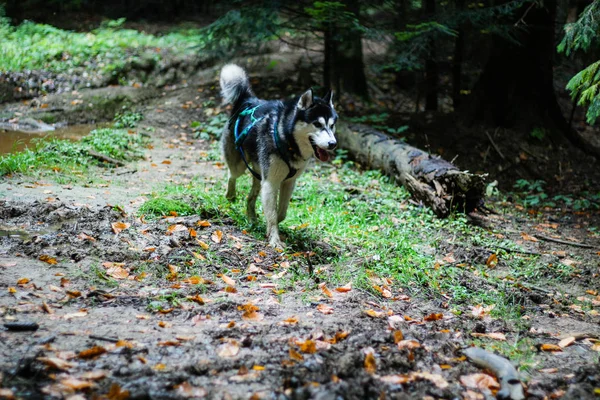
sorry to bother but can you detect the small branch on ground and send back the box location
[534,234,596,249]
[87,150,126,167]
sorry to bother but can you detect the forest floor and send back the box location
[0,22,599,398]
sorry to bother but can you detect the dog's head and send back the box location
[295,89,338,162]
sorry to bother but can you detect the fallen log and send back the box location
[337,122,486,217]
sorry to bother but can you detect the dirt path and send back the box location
[1,83,599,400]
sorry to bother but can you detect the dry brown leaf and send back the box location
[591,342,600,352]
[317,304,334,314]
[392,330,404,344]
[158,321,172,328]
[297,339,317,354]
[364,352,377,374]
[17,277,30,285]
[289,348,304,361]
[188,294,205,305]
[520,232,538,242]
[413,371,449,389]
[335,283,352,293]
[364,309,385,318]
[379,374,415,385]
[39,255,57,265]
[42,301,54,314]
[540,343,563,352]
[282,316,299,325]
[558,336,576,348]
[471,304,495,319]
[106,383,130,400]
[78,346,107,359]
[77,232,96,241]
[63,311,88,319]
[111,222,130,234]
[115,340,134,349]
[221,274,235,286]
[37,357,75,370]
[460,373,500,391]
[60,378,95,390]
[423,313,444,321]
[174,382,207,398]
[211,230,223,243]
[470,332,507,341]
[106,265,129,280]
[319,283,334,298]
[0,389,15,400]
[242,310,264,321]
[485,253,498,268]
[217,341,240,358]
[397,340,421,350]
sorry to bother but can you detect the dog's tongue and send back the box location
[316,147,330,162]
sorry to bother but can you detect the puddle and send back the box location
[0,124,107,155]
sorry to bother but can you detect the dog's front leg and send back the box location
[261,180,284,248]
[278,179,296,223]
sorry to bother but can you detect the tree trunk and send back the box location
[337,122,486,217]
[452,0,466,109]
[336,0,369,99]
[465,0,598,157]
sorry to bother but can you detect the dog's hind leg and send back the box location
[247,176,260,223]
[278,178,296,223]
[261,180,284,248]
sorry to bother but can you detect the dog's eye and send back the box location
[313,122,322,129]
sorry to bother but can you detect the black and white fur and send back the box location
[219,64,338,248]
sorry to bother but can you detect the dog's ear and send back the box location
[324,90,334,107]
[298,89,313,110]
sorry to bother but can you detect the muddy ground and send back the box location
[1,74,600,400]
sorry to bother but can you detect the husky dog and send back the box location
[219,64,338,248]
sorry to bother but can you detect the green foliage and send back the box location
[513,179,600,210]
[192,114,228,140]
[114,111,144,129]
[139,198,195,218]
[0,18,207,74]
[529,127,546,141]
[558,2,600,125]
[0,127,146,176]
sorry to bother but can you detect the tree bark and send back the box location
[337,122,486,217]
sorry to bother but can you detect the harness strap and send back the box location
[234,104,297,181]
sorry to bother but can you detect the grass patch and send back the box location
[0,19,207,74]
[139,197,196,218]
[0,126,147,178]
[145,150,551,322]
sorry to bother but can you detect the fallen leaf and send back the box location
[392,330,404,344]
[520,232,538,242]
[39,255,58,265]
[242,310,264,321]
[317,304,334,314]
[540,343,562,352]
[64,311,88,319]
[364,352,377,374]
[217,341,240,358]
[37,357,75,370]
[423,313,444,321]
[17,277,30,285]
[106,383,130,400]
[282,316,299,325]
[460,373,500,391]
[158,321,172,328]
[379,374,415,385]
[289,348,304,361]
[470,332,507,341]
[412,371,449,389]
[486,254,498,268]
[319,283,333,298]
[397,340,421,350]
[364,309,385,318]
[558,336,576,348]
[77,233,96,241]
[174,382,207,398]
[60,378,95,390]
[78,346,107,359]
[297,339,317,354]
[166,224,187,235]
[335,283,352,293]
[111,222,130,234]
[211,230,223,243]
[0,389,14,399]
[221,274,235,286]
[105,265,129,280]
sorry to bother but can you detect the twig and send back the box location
[534,234,596,249]
[87,150,126,167]
[463,347,525,400]
[485,129,505,160]
[89,334,120,343]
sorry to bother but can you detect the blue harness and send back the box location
[234,104,297,181]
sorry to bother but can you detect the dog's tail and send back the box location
[220,64,253,106]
